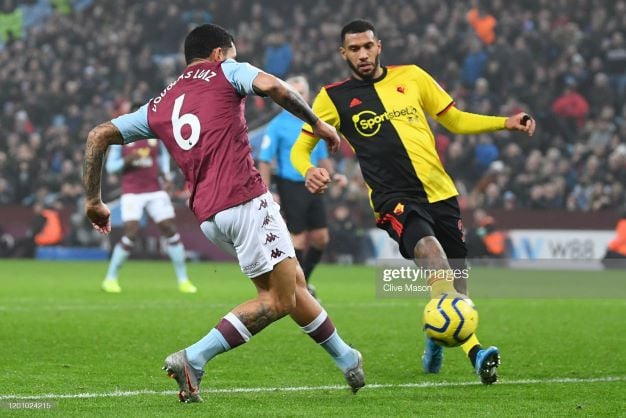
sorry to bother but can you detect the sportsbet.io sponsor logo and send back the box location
[352,106,418,137]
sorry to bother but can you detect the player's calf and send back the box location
[291,274,365,393]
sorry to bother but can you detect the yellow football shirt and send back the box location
[301,65,458,210]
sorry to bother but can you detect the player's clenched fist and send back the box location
[305,167,331,194]
[505,112,536,136]
[85,200,112,234]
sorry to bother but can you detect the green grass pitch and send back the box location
[0,260,624,416]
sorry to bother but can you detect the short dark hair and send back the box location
[184,24,234,65]
[341,19,377,42]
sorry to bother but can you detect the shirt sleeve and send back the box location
[105,144,124,174]
[300,87,341,134]
[258,118,280,163]
[221,58,263,96]
[110,104,155,144]
[413,66,455,118]
[292,87,339,176]
[436,105,506,134]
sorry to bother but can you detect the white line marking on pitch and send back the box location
[0,301,411,312]
[0,376,624,400]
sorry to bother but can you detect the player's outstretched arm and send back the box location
[83,122,124,234]
[437,106,535,136]
[253,73,341,152]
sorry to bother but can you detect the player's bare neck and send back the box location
[188,58,218,67]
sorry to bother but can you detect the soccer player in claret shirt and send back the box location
[102,104,196,294]
[292,19,536,384]
[83,24,364,402]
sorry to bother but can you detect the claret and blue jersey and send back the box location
[110,58,267,222]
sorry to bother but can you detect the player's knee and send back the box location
[124,222,140,239]
[291,232,307,249]
[270,291,296,317]
[310,229,329,249]
[158,220,177,237]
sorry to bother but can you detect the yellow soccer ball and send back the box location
[423,293,479,347]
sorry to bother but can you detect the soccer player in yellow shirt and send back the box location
[291,19,535,384]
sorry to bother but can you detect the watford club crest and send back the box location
[393,202,405,215]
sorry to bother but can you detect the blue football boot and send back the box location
[421,336,443,374]
[475,346,500,385]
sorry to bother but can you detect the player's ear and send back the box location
[339,46,347,60]
[209,47,223,61]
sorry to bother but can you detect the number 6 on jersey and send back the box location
[172,94,200,150]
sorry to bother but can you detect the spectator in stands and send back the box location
[605,31,626,99]
[461,38,487,88]
[466,209,507,259]
[0,177,14,204]
[263,32,293,79]
[466,2,497,46]
[33,202,63,247]
[602,207,626,268]
[551,77,590,140]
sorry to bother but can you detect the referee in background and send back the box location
[259,76,347,297]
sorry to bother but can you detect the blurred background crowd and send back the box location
[0,0,624,256]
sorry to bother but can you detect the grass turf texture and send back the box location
[0,260,624,417]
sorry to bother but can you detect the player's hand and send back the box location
[85,200,111,234]
[312,119,341,153]
[305,167,331,194]
[332,173,349,188]
[505,112,536,136]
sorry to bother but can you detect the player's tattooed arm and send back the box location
[253,73,319,126]
[254,72,341,152]
[83,122,123,204]
[234,302,281,335]
[274,87,320,126]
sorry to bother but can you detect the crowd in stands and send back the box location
[0,0,624,251]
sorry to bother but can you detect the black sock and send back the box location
[295,249,305,268]
[303,247,323,281]
[468,344,482,367]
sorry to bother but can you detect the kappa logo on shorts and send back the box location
[262,214,273,227]
[258,199,268,210]
[270,248,285,259]
[264,232,279,244]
